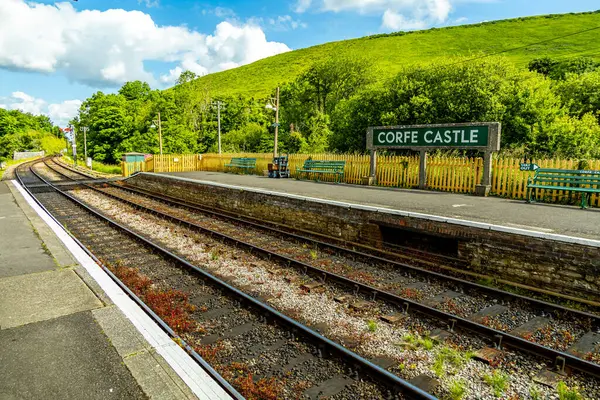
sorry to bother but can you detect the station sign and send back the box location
[367,122,501,151]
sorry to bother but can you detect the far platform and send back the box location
[163,171,600,241]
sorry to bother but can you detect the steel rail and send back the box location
[102,178,600,308]
[14,159,245,400]
[41,160,600,380]
[28,158,437,400]
[100,170,600,321]
[48,159,600,378]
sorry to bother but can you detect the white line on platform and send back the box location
[12,180,232,400]
[149,173,600,248]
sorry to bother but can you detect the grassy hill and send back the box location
[187,11,600,98]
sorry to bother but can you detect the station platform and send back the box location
[0,180,232,400]
[163,171,600,243]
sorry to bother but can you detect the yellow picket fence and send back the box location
[121,153,600,206]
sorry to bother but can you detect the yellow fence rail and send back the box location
[121,153,600,207]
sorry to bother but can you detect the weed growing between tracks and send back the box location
[104,262,287,399]
[107,263,201,335]
[73,188,600,400]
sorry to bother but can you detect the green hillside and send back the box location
[188,11,600,98]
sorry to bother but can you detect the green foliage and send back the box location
[40,135,66,155]
[418,337,434,350]
[554,71,600,121]
[448,379,467,400]
[557,382,582,400]
[0,108,63,162]
[483,370,509,397]
[68,12,600,161]
[366,320,378,332]
[529,385,542,400]
[529,56,599,80]
[543,113,600,158]
[432,346,472,377]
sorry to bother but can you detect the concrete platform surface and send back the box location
[164,171,600,241]
[0,312,147,400]
[0,180,229,400]
[0,182,56,277]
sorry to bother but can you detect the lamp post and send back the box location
[211,101,225,154]
[152,112,163,155]
[80,126,89,168]
[265,87,280,159]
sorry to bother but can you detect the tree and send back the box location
[554,71,600,122]
[176,70,199,85]
[118,81,151,101]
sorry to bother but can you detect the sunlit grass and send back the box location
[181,11,600,98]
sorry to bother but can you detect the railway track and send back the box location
[41,158,600,396]
[18,158,435,400]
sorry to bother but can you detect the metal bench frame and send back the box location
[224,157,257,174]
[296,160,346,183]
[527,168,600,209]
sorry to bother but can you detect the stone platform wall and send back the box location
[126,173,600,301]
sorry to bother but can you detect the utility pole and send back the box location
[70,124,76,167]
[274,86,280,159]
[158,112,163,155]
[211,101,224,154]
[80,126,89,168]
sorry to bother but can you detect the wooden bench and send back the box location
[224,157,256,173]
[527,168,600,209]
[296,159,346,183]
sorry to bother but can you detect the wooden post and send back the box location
[419,150,428,190]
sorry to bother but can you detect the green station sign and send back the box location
[372,125,489,148]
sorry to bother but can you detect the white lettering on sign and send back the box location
[386,132,395,143]
[470,129,478,143]
[412,131,418,143]
[378,132,385,143]
[424,131,433,143]
[434,131,443,143]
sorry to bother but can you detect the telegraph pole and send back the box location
[70,124,76,167]
[158,112,163,155]
[211,101,224,154]
[274,86,279,159]
[80,126,89,168]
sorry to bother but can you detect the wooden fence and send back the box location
[121,153,600,207]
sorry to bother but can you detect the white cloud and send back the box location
[295,0,456,31]
[382,10,428,30]
[0,92,81,126]
[0,1,291,87]
[295,0,313,13]
[268,15,307,31]
[138,0,159,8]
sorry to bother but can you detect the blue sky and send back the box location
[0,0,598,126]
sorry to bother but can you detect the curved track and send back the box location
[18,158,436,400]
[49,158,600,378]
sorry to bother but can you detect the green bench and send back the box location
[527,168,600,209]
[224,157,256,173]
[296,159,346,183]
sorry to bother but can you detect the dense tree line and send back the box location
[71,55,600,164]
[0,108,65,162]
